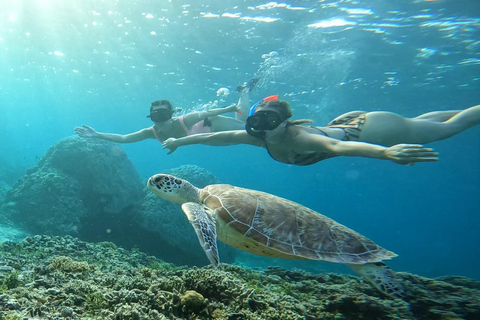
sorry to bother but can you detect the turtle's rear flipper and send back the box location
[349,262,405,299]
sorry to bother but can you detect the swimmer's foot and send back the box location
[236,77,259,93]
[247,77,259,92]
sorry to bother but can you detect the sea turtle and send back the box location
[147,173,404,298]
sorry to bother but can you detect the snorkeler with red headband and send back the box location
[162,95,480,165]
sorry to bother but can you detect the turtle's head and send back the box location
[147,174,198,204]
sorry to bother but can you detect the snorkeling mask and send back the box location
[245,95,286,138]
[147,100,182,123]
[147,107,173,122]
[246,111,284,131]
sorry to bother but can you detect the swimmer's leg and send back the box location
[361,105,480,145]
[236,91,250,121]
[414,110,461,121]
[235,78,259,121]
[209,116,244,131]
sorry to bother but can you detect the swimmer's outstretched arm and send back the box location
[74,125,154,143]
[293,129,439,165]
[162,130,264,154]
[182,104,240,128]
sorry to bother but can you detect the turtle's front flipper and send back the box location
[182,202,219,267]
[348,262,404,299]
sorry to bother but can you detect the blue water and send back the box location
[1,1,479,279]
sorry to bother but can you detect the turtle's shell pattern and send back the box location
[199,184,396,264]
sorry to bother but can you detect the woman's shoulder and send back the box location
[140,126,157,137]
[286,123,311,134]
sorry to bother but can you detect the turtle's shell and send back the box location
[199,184,396,264]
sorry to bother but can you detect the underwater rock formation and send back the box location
[0,181,9,205]
[0,235,478,320]
[0,138,235,266]
[2,137,144,235]
[0,157,26,205]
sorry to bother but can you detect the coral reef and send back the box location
[0,181,10,205]
[2,137,144,235]
[0,157,26,240]
[0,235,478,319]
[0,138,235,266]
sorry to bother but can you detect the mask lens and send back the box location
[264,113,281,129]
[247,112,282,131]
[150,108,172,122]
[246,114,263,130]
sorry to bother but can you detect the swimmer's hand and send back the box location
[163,138,179,155]
[385,144,439,165]
[74,125,99,138]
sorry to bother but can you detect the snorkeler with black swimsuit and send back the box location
[162,96,480,166]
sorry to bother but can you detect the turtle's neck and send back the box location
[181,181,202,204]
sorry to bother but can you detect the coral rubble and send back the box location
[0,235,479,320]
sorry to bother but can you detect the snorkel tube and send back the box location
[248,95,279,117]
[245,95,280,138]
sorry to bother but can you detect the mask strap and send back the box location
[248,101,261,117]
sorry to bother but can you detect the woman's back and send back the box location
[263,125,346,165]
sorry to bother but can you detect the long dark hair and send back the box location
[150,100,172,112]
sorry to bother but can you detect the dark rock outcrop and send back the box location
[0,137,235,266]
[2,137,144,235]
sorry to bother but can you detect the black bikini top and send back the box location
[264,125,336,166]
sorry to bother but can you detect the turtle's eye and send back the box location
[175,179,182,185]
[154,177,162,183]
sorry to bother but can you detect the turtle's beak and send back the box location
[148,174,166,190]
[147,174,167,198]
[147,176,156,189]
[148,176,156,187]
